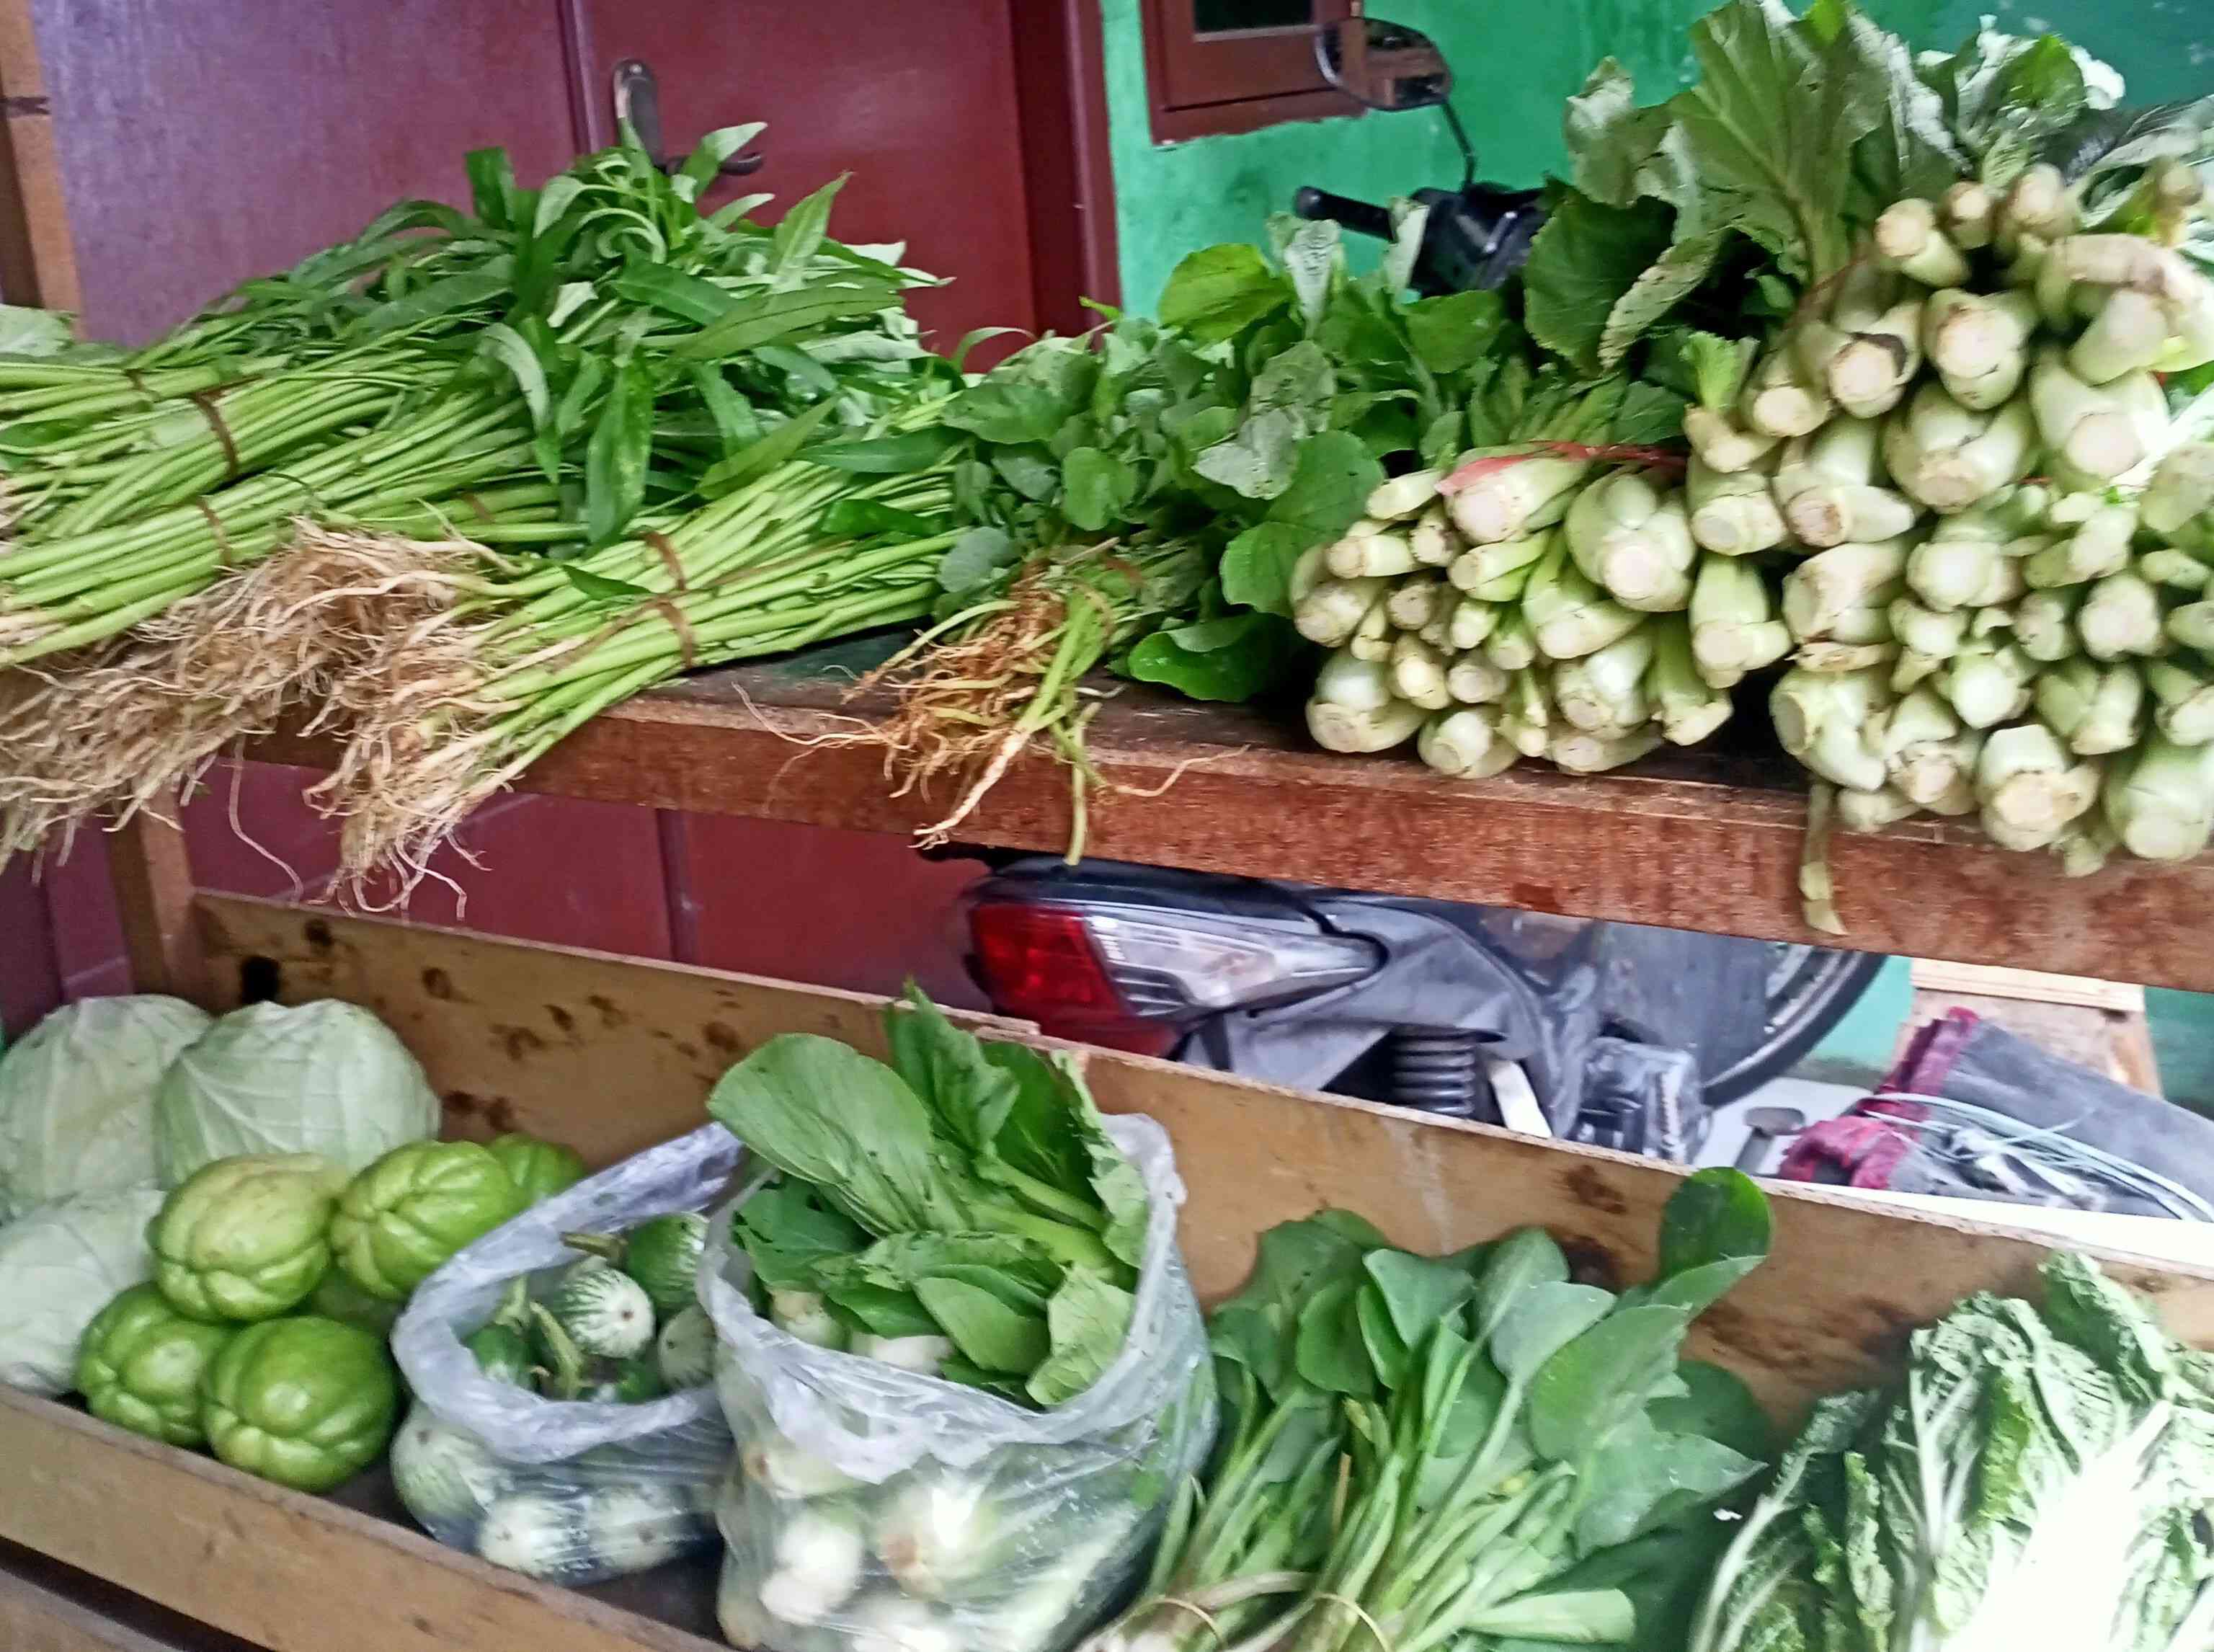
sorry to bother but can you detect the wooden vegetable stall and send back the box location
[7,660,2214,1651]
[9,889,2214,1652]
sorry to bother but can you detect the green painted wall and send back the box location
[1100,0,2214,314]
[1098,0,2214,1106]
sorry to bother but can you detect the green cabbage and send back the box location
[0,1184,166,1394]
[153,1000,440,1182]
[0,995,210,1220]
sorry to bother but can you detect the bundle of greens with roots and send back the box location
[861,533,1208,854]
[0,122,959,866]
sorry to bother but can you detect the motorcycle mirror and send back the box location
[1312,17,1452,112]
[1314,17,1477,190]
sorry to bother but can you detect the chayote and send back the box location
[75,1282,238,1447]
[151,1153,346,1322]
[201,1315,399,1492]
[329,1140,528,1301]
[484,1132,587,1205]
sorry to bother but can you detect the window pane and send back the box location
[1193,0,1313,33]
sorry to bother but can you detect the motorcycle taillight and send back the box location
[968,904,1178,1056]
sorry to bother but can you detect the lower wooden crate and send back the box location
[8,891,2214,1652]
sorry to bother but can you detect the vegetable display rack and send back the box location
[206,644,2214,994]
[9,894,2214,1652]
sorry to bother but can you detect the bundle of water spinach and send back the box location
[1091,1169,1777,1652]
[706,984,1149,1408]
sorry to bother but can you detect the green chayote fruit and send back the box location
[484,1133,588,1205]
[75,1283,237,1447]
[202,1315,399,1492]
[330,1140,529,1301]
[151,1153,347,1322]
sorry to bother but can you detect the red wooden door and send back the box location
[568,0,1042,345]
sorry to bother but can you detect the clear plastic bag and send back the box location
[701,1113,1215,1652]
[389,1124,742,1585]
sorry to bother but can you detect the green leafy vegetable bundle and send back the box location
[707,985,1150,1408]
[0,124,965,884]
[1691,1250,2214,1651]
[1088,1169,1779,1652]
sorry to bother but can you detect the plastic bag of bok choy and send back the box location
[389,1124,741,1586]
[701,1114,1214,1652]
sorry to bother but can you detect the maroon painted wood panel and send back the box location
[0,860,61,1038]
[569,0,1041,346]
[32,0,582,341]
[664,814,987,1011]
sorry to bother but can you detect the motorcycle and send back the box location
[956,14,1882,1162]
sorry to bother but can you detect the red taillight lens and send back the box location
[968,903,1178,1056]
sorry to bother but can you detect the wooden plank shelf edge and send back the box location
[254,662,2214,992]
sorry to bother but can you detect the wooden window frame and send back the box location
[1142,0,1360,143]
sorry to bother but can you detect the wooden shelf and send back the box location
[254,638,2214,992]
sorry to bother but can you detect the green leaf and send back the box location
[698,399,836,499]
[1650,1360,1775,1462]
[1192,408,1305,499]
[561,565,653,605]
[672,281,900,361]
[1405,291,1507,375]
[706,1033,958,1235]
[953,326,1029,371]
[824,1282,942,1339]
[770,174,848,283]
[992,445,1062,501]
[736,1181,870,1290]
[1365,1250,1477,1348]
[1295,1279,1377,1398]
[915,1276,1051,1374]
[360,264,514,335]
[755,341,840,396]
[983,1042,1147,1268]
[1218,522,1320,618]
[678,123,765,194]
[1527,1305,1694,1462]
[1575,1421,1764,1550]
[464,146,520,229]
[946,380,1075,446]
[1657,1168,1772,1281]
[478,323,549,429]
[1522,194,1676,375]
[1062,446,1137,531]
[884,983,1018,1160]
[1268,428,1387,544]
[1489,1282,1618,1384]
[584,358,655,546]
[1027,1269,1136,1406]
[1158,243,1291,344]
[1356,1284,1413,1391]
[1472,1227,1570,1346]
[610,264,739,325]
[1126,611,1305,702]
[820,498,941,540]
[938,526,1018,594]
[807,428,961,474]
[1216,1214,1385,1398]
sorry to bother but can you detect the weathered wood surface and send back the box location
[254,651,2214,990]
[199,895,2214,1411]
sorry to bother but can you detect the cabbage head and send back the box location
[0,1184,166,1394]
[0,995,211,1221]
[154,1000,440,1183]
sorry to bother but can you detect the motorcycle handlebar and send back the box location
[1293,185,1395,242]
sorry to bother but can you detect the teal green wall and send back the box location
[1099,0,2214,1105]
[1101,0,2214,314]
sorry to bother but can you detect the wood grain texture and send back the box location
[30,0,579,341]
[105,815,205,1005]
[194,897,2214,1414]
[0,0,78,311]
[0,1569,172,1652]
[0,1395,715,1652]
[254,655,2214,992]
[0,1542,257,1652]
